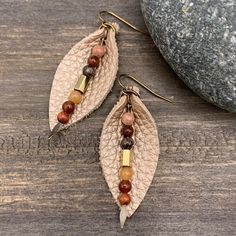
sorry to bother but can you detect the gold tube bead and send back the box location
[74,74,90,94]
[121,149,133,167]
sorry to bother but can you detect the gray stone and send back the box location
[141,0,236,112]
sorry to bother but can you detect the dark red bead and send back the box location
[122,125,134,137]
[57,111,69,124]
[120,137,134,149]
[87,55,99,68]
[62,100,75,114]
[119,180,132,193]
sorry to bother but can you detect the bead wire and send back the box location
[98,11,149,36]
[118,74,174,103]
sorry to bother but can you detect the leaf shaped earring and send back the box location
[100,74,173,228]
[49,11,148,139]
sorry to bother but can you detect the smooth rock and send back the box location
[141,0,236,112]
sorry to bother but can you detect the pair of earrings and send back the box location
[48,11,173,228]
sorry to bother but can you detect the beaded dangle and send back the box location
[48,18,118,139]
[56,45,106,125]
[100,74,173,228]
[48,11,148,139]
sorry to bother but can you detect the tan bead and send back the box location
[92,45,106,58]
[69,90,83,104]
[119,167,133,180]
[121,112,135,126]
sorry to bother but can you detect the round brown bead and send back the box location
[118,193,131,205]
[62,100,75,114]
[122,125,134,137]
[119,180,132,193]
[57,111,69,124]
[120,137,134,149]
[88,55,99,68]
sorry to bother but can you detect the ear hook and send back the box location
[118,74,174,103]
[98,11,149,36]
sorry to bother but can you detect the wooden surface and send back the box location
[0,0,235,235]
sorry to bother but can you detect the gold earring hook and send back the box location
[118,74,174,103]
[98,11,149,36]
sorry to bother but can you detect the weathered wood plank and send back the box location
[0,0,235,235]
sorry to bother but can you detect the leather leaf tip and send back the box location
[120,205,128,229]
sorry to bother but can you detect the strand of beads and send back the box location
[57,44,106,124]
[118,109,135,206]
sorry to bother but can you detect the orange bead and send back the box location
[118,193,131,205]
[69,90,83,104]
[119,167,133,180]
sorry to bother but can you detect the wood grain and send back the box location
[0,0,235,235]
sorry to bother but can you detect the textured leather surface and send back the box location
[100,86,160,218]
[49,23,119,131]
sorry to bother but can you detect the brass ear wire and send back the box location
[118,74,174,103]
[98,11,149,36]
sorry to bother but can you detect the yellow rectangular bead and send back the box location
[74,74,89,94]
[121,149,133,167]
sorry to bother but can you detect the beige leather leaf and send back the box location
[49,23,119,131]
[100,86,160,225]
